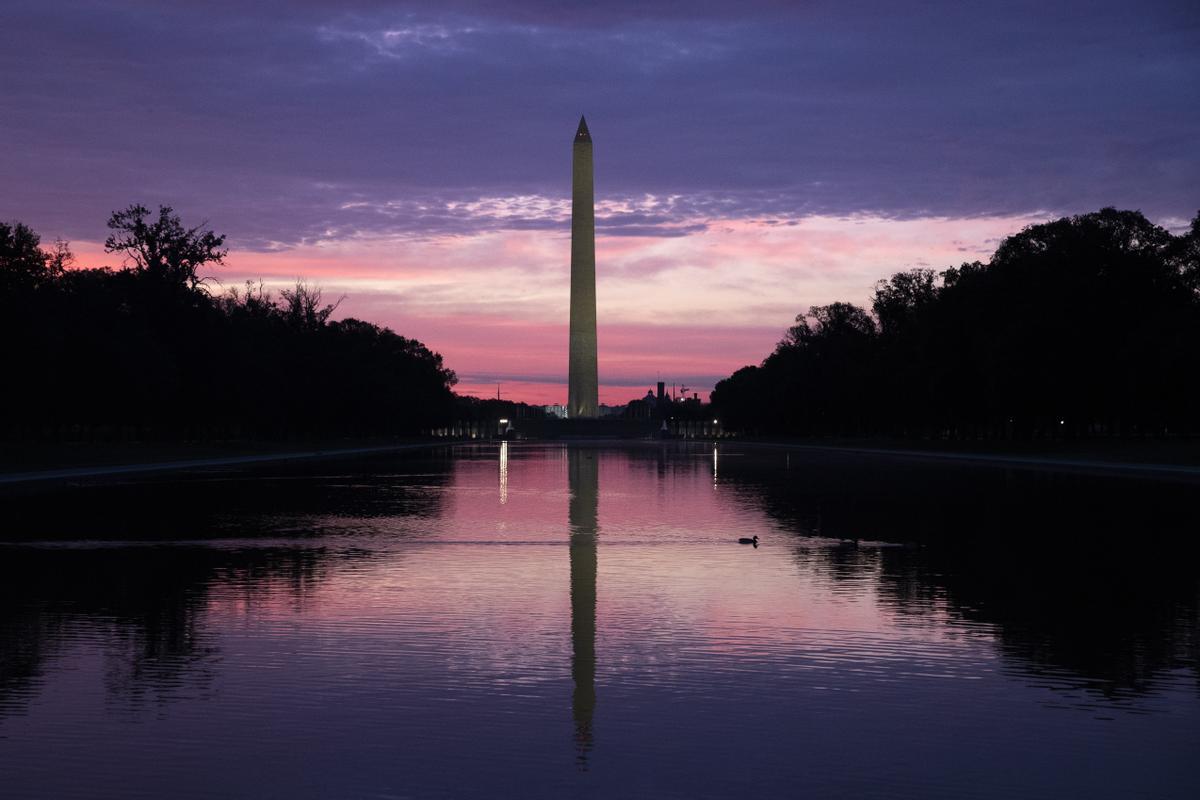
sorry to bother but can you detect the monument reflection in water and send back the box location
[568,448,598,765]
[500,439,598,763]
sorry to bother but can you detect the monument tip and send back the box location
[575,115,591,143]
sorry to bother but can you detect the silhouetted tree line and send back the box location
[1,205,457,441]
[713,208,1200,438]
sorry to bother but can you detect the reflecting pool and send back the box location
[2,443,1198,798]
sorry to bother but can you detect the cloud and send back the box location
[2,1,1196,249]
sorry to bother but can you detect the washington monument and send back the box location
[568,115,599,418]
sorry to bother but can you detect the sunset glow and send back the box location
[73,211,1050,404]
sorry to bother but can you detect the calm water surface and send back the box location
[2,443,1198,798]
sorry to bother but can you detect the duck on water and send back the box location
[738,535,759,547]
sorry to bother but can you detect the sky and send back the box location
[2,1,1198,404]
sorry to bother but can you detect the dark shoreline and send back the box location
[0,438,464,486]
[720,438,1200,481]
[7,434,1200,486]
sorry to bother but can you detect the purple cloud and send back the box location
[1,0,1197,249]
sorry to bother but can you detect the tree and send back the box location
[1,221,52,290]
[711,365,766,433]
[105,204,227,289]
[279,281,342,330]
[1169,211,1200,293]
[871,270,941,433]
[780,302,876,349]
[872,268,938,336]
[805,302,877,340]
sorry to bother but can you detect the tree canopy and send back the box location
[104,204,227,290]
[712,208,1200,439]
[1,209,457,442]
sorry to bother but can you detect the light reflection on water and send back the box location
[1,443,1198,799]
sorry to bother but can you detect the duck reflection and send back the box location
[567,447,598,768]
